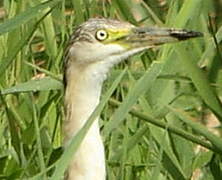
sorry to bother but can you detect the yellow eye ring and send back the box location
[96,30,108,41]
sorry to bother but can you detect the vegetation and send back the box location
[0,0,222,179]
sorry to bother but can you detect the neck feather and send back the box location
[64,62,109,180]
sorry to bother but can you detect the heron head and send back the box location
[67,18,202,66]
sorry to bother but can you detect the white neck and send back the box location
[64,62,110,180]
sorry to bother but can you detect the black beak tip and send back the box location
[170,29,203,41]
[187,30,203,38]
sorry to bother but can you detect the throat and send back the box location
[64,62,108,179]
[64,62,108,143]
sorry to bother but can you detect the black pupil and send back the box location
[100,32,105,37]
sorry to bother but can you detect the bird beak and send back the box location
[123,27,203,48]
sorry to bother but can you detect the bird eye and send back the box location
[96,30,108,41]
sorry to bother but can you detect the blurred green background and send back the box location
[0,0,222,179]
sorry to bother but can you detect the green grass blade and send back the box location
[113,0,136,24]
[1,77,63,95]
[175,44,222,119]
[0,8,57,76]
[32,97,46,178]
[200,26,222,64]
[170,107,222,153]
[109,99,217,153]
[104,62,163,137]
[0,0,61,36]
[172,0,202,27]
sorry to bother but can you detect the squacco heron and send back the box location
[64,18,202,180]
